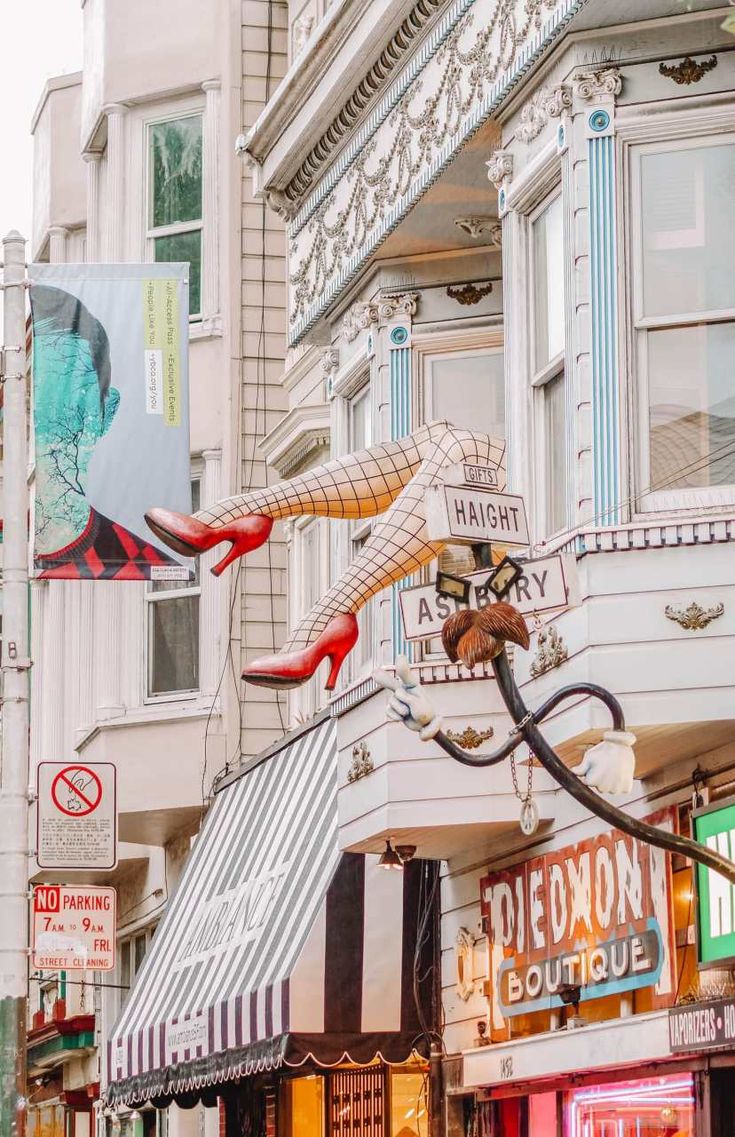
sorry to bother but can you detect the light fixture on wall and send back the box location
[395,844,416,865]
[378,839,403,870]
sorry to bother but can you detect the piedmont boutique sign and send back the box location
[481,812,676,1035]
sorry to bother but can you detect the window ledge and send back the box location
[75,698,221,751]
[189,315,222,341]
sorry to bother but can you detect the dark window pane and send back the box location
[154,231,201,317]
[134,934,146,974]
[150,117,202,228]
[149,595,199,695]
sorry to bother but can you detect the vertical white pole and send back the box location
[0,230,30,1137]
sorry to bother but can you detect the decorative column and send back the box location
[201,80,221,333]
[48,225,68,265]
[77,588,94,736]
[42,584,66,760]
[29,582,47,764]
[574,68,623,526]
[94,584,124,720]
[102,103,127,262]
[200,449,224,695]
[385,294,418,662]
[82,151,101,261]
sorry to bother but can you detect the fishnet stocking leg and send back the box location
[281,429,506,650]
[196,421,453,528]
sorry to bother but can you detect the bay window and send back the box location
[632,134,735,510]
[530,189,568,537]
[147,114,203,319]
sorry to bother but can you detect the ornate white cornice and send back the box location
[516,84,572,142]
[342,292,419,343]
[259,404,331,478]
[574,67,623,102]
[486,149,513,190]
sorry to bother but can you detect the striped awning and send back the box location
[106,715,436,1107]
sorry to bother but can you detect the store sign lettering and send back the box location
[669,997,735,1053]
[693,798,735,968]
[481,812,676,1024]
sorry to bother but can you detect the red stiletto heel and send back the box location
[145,508,273,577]
[242,613,359,691]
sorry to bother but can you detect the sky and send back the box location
[0,0,83,246]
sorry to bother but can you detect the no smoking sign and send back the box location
[37,762,117,870]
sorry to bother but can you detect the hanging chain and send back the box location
[509,747,533,803]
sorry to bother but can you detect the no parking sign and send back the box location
[37,762,117,870]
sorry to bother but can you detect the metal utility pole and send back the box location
[0,231,30,1137]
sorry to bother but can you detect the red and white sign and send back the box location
[32,885,116,971]
[37,762,117,870]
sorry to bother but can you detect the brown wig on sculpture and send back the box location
[441,603,530,668]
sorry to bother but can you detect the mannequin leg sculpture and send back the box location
[147,423,506,689]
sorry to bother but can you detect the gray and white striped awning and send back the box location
[106,715,436,1107]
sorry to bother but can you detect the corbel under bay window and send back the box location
[630,132,735,513]
[529,188,569,539]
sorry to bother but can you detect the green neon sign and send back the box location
[694,798,735,968]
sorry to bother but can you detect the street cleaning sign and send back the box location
[37,762,117,870]
[693,797,735,969]
[32,885,116,971]
[399,553,578,642]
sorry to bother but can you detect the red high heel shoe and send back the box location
[242,612,359,691]
[145,508,273,577]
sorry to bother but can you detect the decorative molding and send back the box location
[258,404,331,477]
[659,55,717,86]
[574,67,623,102]
[516,84,571,143]
[454,216,502,243]
[486,149,514,189]
[664,601,724,631]
[287,0,589,343]
[455,927,476,1001]
[347,740,374,782]
[282,0,446,208]
[322,347,340,396]
[342,292,419,343]
[293,13,315,57]
[445,725,495,750]
[529,624,568,678]
[446,281,494,307]
[554,516,735,556]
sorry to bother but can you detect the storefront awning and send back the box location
[106,715,436,1107]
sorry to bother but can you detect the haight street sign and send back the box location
[425,482,529,546]
[399,553,577,642]
[481,810,677,1038]
[692,796,735,969]
[32,884,116,971]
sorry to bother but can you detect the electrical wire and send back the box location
[412,860,443,1053]
[535,435,735,553]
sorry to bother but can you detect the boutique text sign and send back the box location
[693,797,735,968]
[481,812,676,1035]
[399,553,576,642]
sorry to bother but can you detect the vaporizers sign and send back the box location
[32,885,116,971]
[693,797,735,968]
[481,811,676,1032]
[37,762,117,870]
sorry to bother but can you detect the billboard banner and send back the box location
[693,796,735,969]
[29,263,194,581]
[481,809,677,1037]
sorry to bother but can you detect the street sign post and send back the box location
[399,553,578,642]
[37,762,117,870]
[32,885,116,971]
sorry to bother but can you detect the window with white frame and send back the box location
[348,384,375,677]
[112,924,157,1022]
[530,189,568,537]
[147,114,203,319]
[145,479,201,698]
[632,135,735,511]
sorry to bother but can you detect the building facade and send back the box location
[27,2,291,1136]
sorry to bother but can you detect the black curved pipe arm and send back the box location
[487,648,735,887]
[433,679,625,768]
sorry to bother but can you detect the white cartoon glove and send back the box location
[571,730,637,795]
[373,656,443,741]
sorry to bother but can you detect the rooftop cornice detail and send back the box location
[286,0,588,345]
[574,66,623,102]
[342,292,419,342]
